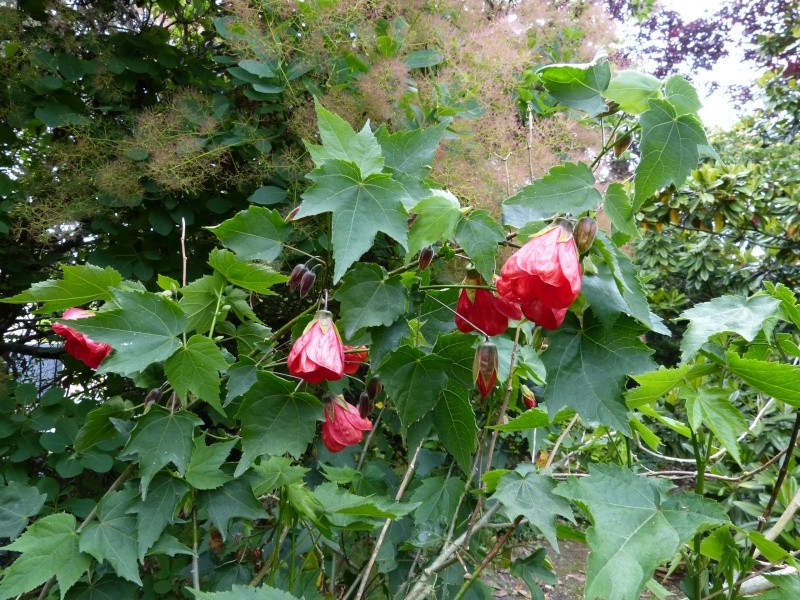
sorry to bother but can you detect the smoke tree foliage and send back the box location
[1,2,800,600]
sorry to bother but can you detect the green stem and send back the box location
[207,286,225,340]
[192,497,201,590]
[289,516,297,592]
[690,428,707,600]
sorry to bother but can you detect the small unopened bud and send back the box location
[472,341,498,398]
[298,269,317,297]
[285,206,300,221]
[287,264,307,291]
[144,388,163,406]
[366,377,383,401]
[418,246,435,270]
[573,216,597,254]
[358,391,374,419]
[521,384,537,409]
[613,131,632,158]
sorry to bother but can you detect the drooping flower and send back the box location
[521,384,537,409]
[287,310,345,384]
[473,341,499,398]
[455,270,522,337]
[52,308,113,369]
[343,345,369,375]
[518,298,569,331]
[496,221,581,320]
[321,395,373,453]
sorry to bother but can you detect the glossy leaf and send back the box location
[208,248,287,294]
[537,60,611,116]
[0,482,46,540]
[409,476,465,524]
[129,473,188,561]
[454,209,505,282]
[604,183,640,238]
[625,365,691,408]
[197,479,267,542]
[727,352,800,407]
[74,398,134,453]
[185,436,236,490]
[407,191,461,257]
[685,388,748,466]
[178,273,227,334]
[603,70,661,114]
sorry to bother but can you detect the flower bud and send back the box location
[358,391,374,419]
[144,388,163,406]
[613,131,632,157]
[298,269,317,297]
[366,377,383,400]
[472,341,498,398]
[573,217,597,255]
[287,263,307,291]
[418,246,435,270]
[521,384,537,409]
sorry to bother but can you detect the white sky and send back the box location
[630,0,764,128]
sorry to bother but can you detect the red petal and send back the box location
[520,299,568,330]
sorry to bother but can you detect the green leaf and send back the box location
[178,273,227,334]
[251,456,308,497]
[663,75,702,116]
[207,207,289,262]
[454,209,505,282]
[2,264,122,313]
[434,389,477,473]
[511,548,556,600]
[235,373,322,476]
[79,489,141,585]
[604,183,640,238]
[197,479,267,542]
[128,473,188,561]
[541,313,655,435]
[64,577,138,600]
[555,464,728,600]
[208,248,287,294]
[754,575,800,599]
[537,60,611,116]
[405,49,443,69]
[625,365,691,408]
[0,482,46,540]
[0,513,90,600]
[65,289,187,375]
[603,70,661,114]
[189,584,300,600]
[679,295,781,362]
[248,185,287,206]
[313,482,416,520]
[307,101,384,176]
[685,388,748,466]
[295,160,410,283]
[334,263,408,339]
[165,335,229,414]
[185,436,236,490]
[492,468,574,549]
[410,476,465,524]
[727,352,800,407]
[407,191,462,257]
[376,122,449,204]
[633,99,708,210]
[238,59,275,78]
[489,408,550,432]
[121,406,202,498]
[502,162,602,228]
[376,345,449,431]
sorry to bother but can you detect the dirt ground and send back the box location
[482,540,684,600]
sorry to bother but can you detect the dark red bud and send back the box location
[573,217,597,254]
[473,341,498,398]
[286,207,300,221]
[358,391,374,419]
[287,264,307,291]
[144,388,163,405]
[298,269,317,297]
[418,246,435,270]
[613,131,632,157]
[521,384,537,409]
[366,377,383,400]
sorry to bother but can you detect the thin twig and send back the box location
[526,102,534,181]
[180,217,187,287]
[356,407,385,471]
[354,440,425,600]
[544,414,579,470]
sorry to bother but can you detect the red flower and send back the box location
[496,221,581,324]
[287,310,345,384]
[343,345,369,375]
[455,272,522,336]
[473,341,498,398]
[518,298,568,331]
[521,384,537,409]
[321,395,373,452]
[52,308,113,369]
